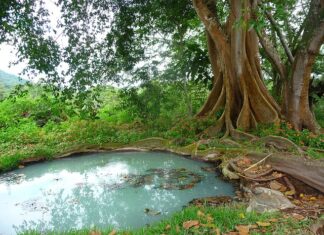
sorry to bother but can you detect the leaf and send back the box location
[268,218,278,222]
[239,213,245,219]
[206,214,214,223]
[236,225,249,235]
[183,220,200,229]
[176,225,180,233]
[269,180,284,191]
[201,223,217,228]
[211,228,221,235]
[197,210,205,217]
[108,230,117,235]
[285,190,295,196]
[292,213,304,220]
[256,221,271,227]
[165,224,171,230]
[89,231,102,235]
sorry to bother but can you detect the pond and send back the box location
[0,151,234,234]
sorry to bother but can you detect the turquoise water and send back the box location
[0,151,234,234]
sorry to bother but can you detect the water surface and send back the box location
[0,151,234,234]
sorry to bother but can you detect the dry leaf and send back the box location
[269,180,283,191]
[239,213,245,219]
[268,218,278,222]
[285,190,295,196]
[236,225,249,235]
[165,224,171,230]
[108,230,117,235]
[18,165,25,169]
[89,231,102,235]
[176,225,180,233]
[256,221,271,227]
[211,228,221,235]
[201,223,216,228]
[249,225,258,229]
[183,220,200,229]
[207,214,214,223]
[197,210,205,217]
[292,213,304,220]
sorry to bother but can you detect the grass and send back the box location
[20,204,312,235]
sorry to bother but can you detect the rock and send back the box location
[247,187,295,213]
[144,208,161,216]
[203,153,220,161]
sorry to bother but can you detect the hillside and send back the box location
[0,70,27,98]
[0,70,26,89]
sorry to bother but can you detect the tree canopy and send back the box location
[0,0,323,134]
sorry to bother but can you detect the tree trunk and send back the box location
[194,0,280,138]
[282,0,324,132]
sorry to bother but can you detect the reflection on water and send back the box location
[0,152,234,234]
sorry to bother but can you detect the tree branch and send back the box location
[257,30,286,79]
[263,10,294,64]
[192,0,228,53]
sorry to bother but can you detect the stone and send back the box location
[247,187,295,213]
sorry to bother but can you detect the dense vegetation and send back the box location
[0,75,323,172]
[0,0,323,233]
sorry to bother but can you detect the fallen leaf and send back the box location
[239,213,245,219]
[236,225,249,235]
[183,220,200,229]
[268,218,278,222]
[176,225,180,233]
[256,221,271,227]
[292,213,304,220]
[249,225,258,229]
[18,165,25,169]
[201,223,216,228]
[285,190,295,196]
[89,231,101,235]
[108,230,117,235]
[207,214,214,223]
[211,228,221,235]
[197,210,205,217]
[310,197,317,201]
[165,224,171,230]
[269,180,284,191]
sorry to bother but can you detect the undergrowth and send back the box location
[20,204,311,235]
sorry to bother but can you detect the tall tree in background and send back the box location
[194,0,280,138]
[258,0,324,132]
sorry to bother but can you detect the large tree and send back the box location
[193,0,282,138]
[0,0,323,135]
[257,0,324,132]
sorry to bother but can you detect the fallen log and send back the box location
[247,152,324,193]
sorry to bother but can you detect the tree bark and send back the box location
[282,0,324,132]
[194,0,280,138]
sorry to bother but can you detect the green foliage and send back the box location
[313,96,324,128]
[20,204,311,235]
[252,121,324,150]
[165,117,218,146]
